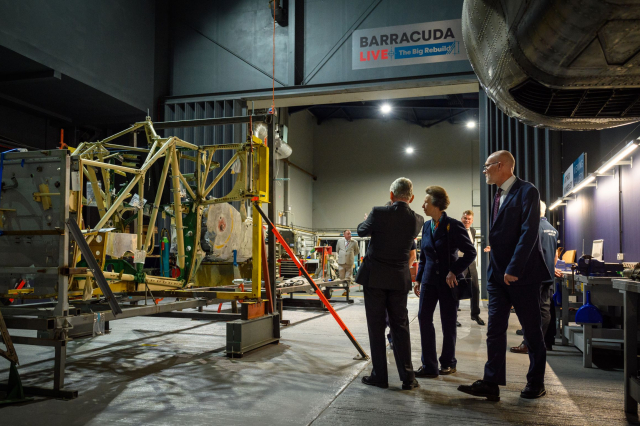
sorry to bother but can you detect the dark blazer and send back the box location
[355,201,424,292]
[488,177,551,285]
[416,212,477,286]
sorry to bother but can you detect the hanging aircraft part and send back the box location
[462,0,640,130]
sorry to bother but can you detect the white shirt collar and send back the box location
[499,175,517,194]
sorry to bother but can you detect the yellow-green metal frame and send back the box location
[69,117,269,302]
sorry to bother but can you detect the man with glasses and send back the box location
[458,151,550,401]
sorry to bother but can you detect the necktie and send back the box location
[492,188,503,226]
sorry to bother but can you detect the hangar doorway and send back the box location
[253,87,484,305]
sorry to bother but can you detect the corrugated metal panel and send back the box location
[163,99,247,203]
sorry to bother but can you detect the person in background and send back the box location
[337,229,359,281]
[460,210,485,326]
[414,186,476,378]
[356,178,424,390]
[458,150,550,401]
[510,201,562,354]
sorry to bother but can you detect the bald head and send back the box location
[483,150,515,186]
[490,150,515,171]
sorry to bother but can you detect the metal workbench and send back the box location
[560,274,624,368]
[612,279,640,421]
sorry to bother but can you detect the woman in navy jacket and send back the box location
[414,186,477,377]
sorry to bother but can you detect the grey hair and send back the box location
[390,177,413,200]
[540,200,547,217]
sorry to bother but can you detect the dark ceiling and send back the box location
[290,94,479,127]
[0,45,146,127]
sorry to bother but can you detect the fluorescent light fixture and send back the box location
[466,120,476,128]
[380,103,392,114]
[570,174,596,195]
[549,199,566,210]
[596,140,639,174]
[406,147,414,154]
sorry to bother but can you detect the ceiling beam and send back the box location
[0,70,61,84]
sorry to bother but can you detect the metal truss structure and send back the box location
[0,114,278,397]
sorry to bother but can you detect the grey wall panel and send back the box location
[302,0,473,85]
[170,1,289,96]
[0,0,156,112]
[163,99,247,204]
[169,0,472,96]
[278,110,315,229]
[311,117,479,230]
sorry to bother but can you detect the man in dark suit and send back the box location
[458,150,551,401]
[356,177,424,390]
[460,210,484,326]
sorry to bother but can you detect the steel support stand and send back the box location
[54,340,66,391]
[0,363,32,405]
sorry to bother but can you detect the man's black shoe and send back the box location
[457,380,500,401]
[439,367,456,375]
[415,366,438,378]
[402,379,420,390]
[471,316,486,326]
[516,329,524,336]
[520,383,546,399]
[456,320,462,327]
[361,376,388,389]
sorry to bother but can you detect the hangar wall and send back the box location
[310,118,479,230]
[277,110,315,229]
[561,125,640,263]
[168,0,473,95]
[0,0,157,112]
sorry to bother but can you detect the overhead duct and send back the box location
[462,0,640,130]
[253,122,292,159]
[274,138,292,160]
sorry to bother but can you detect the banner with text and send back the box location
[563,152,586,195]
[352,19,467,70]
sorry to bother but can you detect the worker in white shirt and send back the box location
[337,229,359,281]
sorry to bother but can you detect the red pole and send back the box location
[254,203,368,359]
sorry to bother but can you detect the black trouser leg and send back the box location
[524,282,553,345]
[545,289,557,348]
[364,286,389,383]
[539,283,552,338]
[468,263,481,318]
[386,288,415,382]
[512,283,546,386]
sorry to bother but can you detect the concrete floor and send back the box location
[0,290,630,425]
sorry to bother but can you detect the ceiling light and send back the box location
[596,140,639,174]
[466,120,476,128]
[549,199,565,210]
[570,174,596,195]
[380,103,392,114]
[406,147,414,154]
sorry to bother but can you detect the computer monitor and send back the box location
[591,239,604,261]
